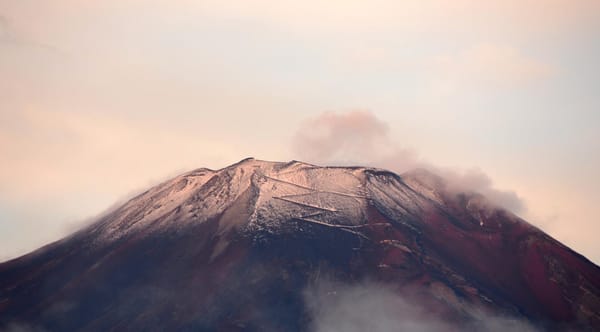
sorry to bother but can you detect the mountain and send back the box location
[1,158,599,331]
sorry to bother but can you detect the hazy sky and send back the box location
[1,1,599,264]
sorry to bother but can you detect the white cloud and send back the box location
[304,277,539,332]
[292,110,526,214]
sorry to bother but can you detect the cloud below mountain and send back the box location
[304,277,539,332]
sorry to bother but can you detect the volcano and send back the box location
[1,158,599,331]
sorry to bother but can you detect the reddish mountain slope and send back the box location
[0,158,598,331]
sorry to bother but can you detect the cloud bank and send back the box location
[293,110,526,214]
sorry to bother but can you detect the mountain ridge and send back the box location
[1,158,599,331]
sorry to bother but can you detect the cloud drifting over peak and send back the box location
[293,110,412,167]
[292,110,526,214]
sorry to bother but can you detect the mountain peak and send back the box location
[1,159,599,331]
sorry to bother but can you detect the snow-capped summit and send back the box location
[1,159,599,331]
[88,158,377,242]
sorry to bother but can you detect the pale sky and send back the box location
[1,1,599,264]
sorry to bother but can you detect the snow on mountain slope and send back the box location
[81,157,515,245]
[88,158,374,242]
[1,158,599,331]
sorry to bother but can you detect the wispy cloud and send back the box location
[304,277,539,332]
[0,108,236,201]
[293,110,526,214]
[189,0,600,35]
[0,14,58,51]
[0,14,19,44]
[0,108,237,261]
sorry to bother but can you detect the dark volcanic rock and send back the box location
[1,158,599,331]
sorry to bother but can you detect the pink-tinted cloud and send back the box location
[293,110,392,163]
[293,110,526,214]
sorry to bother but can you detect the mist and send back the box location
[292,110,526,214]
[303,277,540,332]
